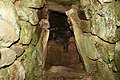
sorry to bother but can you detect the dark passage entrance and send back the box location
[45,11,83,70]
[48,11,73,47]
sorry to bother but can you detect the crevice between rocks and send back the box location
[0,57,17,69]
[8,38,20,48]
[91,33,116,44]
[28,5,45,10]
[83,31,117,44]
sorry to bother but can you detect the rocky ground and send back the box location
[39,38,94,80]
[38,66,94,80]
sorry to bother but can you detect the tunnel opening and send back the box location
[44,11,84,71]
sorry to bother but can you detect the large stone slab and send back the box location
[0,0,20,47]
[20,0,45,8]
[0,48,17,68]
[47,1,72,13]
[83,34,99,60]
[80,0,90,7]
[80,20,91,32]
[10,44,26,57]
[19,21,34,44]
[97,61,115,80]
[0,61,25,80]
[36,19,50,69]
[0,19,19,47]
[66,9,96,72]
[91,3,117,43]
[15,5,39,25]
[115,41,120,72]
[115,26,120,41]
[93,36,115,63]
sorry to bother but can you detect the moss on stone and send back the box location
[1,69,8,78]
[31,27,42,46]
[20,21,34,44]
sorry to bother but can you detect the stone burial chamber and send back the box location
[0,0,120,80]
[44,10,84,70]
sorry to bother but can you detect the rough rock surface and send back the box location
[45,38,81,68]
[19,21,34,44]
[0,0,19,47]
[115,41,120,72]
[0,0,45,80]
[10,44,25,57]
[20,0,45,8]
[15,6,39,25]
[0,0,120,80]
[0,48,16,68]
[0,19,19,47]
[66,9,96,72]
[91,3,117,43]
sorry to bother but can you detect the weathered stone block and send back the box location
[0,61,25,80]
[0,0,19,47]
[0,48,16,68]
[91,4,117,43]
[19,21,34,44]
[66,9,96,72]
[115,42,120,72]
[80,0,90,7]
[97,61,115,80]
[83,34,99,60]
[10,44,26,57]
[15,5,39,25]
[115,27,120,41]
[94,36,115,63]
[20,0,45,8]
[36,19,50,70]
[84,5,95,20]
[80,20,91,32]
[0,19,19,47]
[47,1,72,13]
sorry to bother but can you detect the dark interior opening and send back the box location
[45,11,83,70]
[48,11,73,43]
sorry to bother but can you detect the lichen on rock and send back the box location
[19,21,34,44]
[91,3,117,43]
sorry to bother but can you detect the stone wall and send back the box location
[0,0,45,80]
[68,0,120,80]
[65,0,120,80]
[0,0,120,80]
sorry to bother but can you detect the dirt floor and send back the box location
[38,65,94,80]
[38,39,94,80]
